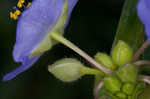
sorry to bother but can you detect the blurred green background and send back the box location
[0,0,124,99]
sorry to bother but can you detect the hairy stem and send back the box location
[94,81,104,99]
[50,32,111,74]
[133,40,149,62]
[139,75,150,85]
[134,60,150,66]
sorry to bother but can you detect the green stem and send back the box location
[50,32,111,74]
[80,66,104,76]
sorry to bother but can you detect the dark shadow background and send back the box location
[0,0,124,99]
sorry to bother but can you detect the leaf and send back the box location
[112,0,144,52]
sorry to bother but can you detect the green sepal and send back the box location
[95,52,117,70]
[116,64,138,83]
[30,35,52,58]
[30,0,68,57]
[111,40,133,66]
[50,0,68,34]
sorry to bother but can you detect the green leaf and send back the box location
[112,0,144,52]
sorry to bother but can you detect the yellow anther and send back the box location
[26,2,31,8]
[10,0,32,20]
[19,0,25,4]
[15,10,21,16]
[10,12,14,19]
[10,12,18,20]
[17,2,23,8]
[13,14,18,20]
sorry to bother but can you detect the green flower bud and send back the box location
[116,64,138,83]
[94,52,117,70]
[48,58,85,82]
[111,40,133,66]
[122,83,135,95]
[116,92,127,99]
[103,76,122,93]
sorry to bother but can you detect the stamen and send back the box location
[17,0,25,8]
[10,12,14,19]
[10,12,18,20]
[26,2,31,8]
[10,0,32,20]
[20,0,25,4]
[17,2,23,8]
[15,10,21,16]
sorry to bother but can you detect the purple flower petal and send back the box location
[137,0,150,40]
[3,0,78,81]
[65,0,78,26]
[3,56,40,81]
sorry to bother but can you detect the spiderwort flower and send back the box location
[3,0,78,81]
[137,0,150,40]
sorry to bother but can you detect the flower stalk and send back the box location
[80,66,104,76]
[133,60,150,66]
[94,81,103,99]
[133,40,149,62]
[50,32,111,74]
[139,75,150,85]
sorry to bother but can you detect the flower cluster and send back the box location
[48,40,144,99]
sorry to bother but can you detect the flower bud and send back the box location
[48,58,85,82]
[103,76,122,93]
[94,52,117,70]
[122,83,135,95]
[111,40,133,66]
[116,64,138,83]
[116,92,127,99]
